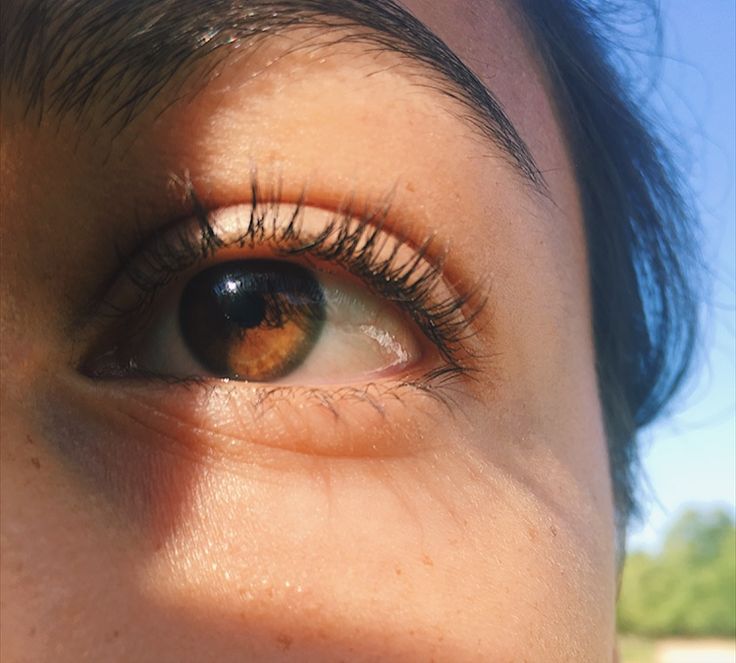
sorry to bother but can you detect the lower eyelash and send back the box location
[249,375,475,420]
[104,175,485,380]
[125,375,471,429]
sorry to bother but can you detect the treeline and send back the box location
[618,507,736,637]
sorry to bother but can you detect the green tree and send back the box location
[617,507,736,637]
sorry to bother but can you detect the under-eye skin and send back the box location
[80,182,485,393]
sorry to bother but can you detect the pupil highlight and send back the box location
[217,283,267,329]
[179,260,325,381]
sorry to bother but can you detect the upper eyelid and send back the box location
[118,190,444,302]
[99,179,429,301]
[69,177,424,326]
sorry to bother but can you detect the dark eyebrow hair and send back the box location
[1,0,544,189]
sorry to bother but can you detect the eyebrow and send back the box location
[2,0,544,189]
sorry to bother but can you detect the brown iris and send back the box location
[179,260,326,381]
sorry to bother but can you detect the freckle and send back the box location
[395,566,402,576]
[276,633,293,651]
[30,457,41,470]
[421,554,434,567]
[28,626,36,637]
[405,181,416,193]
[527,526,538,541]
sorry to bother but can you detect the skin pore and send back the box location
[1,0,617,660]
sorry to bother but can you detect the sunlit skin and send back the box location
[1,1,617,660]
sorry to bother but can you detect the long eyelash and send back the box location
[107,176,486,378]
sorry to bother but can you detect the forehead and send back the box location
[2,0,573,197]
[404,0,577,209]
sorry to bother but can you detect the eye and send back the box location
[80,197,480,390]
[84,257,423,384]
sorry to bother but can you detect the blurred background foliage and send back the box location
[618,507,736,637]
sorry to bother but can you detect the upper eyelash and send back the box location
[104,177,485,377]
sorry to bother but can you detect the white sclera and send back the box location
[272,273,421,384]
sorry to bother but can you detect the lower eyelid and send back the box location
[73,375,454,461]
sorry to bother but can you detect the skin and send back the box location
[1,1,617,660]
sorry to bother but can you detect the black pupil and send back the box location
[218,284,267,328]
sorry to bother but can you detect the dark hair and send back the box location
[513,0,700,540]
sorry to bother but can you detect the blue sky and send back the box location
[626,0,736,551]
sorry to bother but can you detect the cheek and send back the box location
[134,431,615,659]
[4,402,617,650]
[3,379,615,661]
